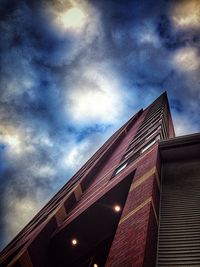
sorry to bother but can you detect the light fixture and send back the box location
[93,264,98,267]
[71,238,78,246]
[114,205,121,212]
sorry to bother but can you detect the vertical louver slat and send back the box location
[157,176,200,266]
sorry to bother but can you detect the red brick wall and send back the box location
[105,203,152,267]
[143,205,158,267]
[105,146,160,267]
[168,111,175,138]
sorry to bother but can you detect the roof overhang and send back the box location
[159,132,200,162]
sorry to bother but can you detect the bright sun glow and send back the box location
[60,7,86,29]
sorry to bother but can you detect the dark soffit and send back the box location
[159,132,200,162]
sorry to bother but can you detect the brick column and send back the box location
[105,164,160,267]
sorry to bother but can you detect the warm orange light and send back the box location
[114,205,121,212]
[71,238,78,245]
[93,264,98,267]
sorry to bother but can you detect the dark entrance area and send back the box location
[47,173,134,267]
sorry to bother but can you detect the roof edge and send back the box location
[159,132,200,150]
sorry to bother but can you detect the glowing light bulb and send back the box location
[114,205,121,212]
[71,238,78,246]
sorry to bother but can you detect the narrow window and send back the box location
[146,126,161,140]
[115,161,128,175]
[140,135,160,154]
[124,148,135,159]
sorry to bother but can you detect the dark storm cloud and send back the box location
[88,1,172,86]
[89,0,200,132]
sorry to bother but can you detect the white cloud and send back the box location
[173,112,199,136]
[61,139,90,170]
[170,0,200,29]
[66,64,124,125]
[60,128,114,174]
[0,125,34,157]
[2,192,43,244]
[1,57,37,103]
[35,165,56,177]
[172,47,200,72]
[0,123,56,161]
[139,31,159,46]
[134,24,160,47]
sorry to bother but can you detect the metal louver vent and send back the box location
[157,175,200,266]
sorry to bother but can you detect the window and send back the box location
[146,126,161,140]
[113,132,162,179]
[136,113,161,136]
[129,129,148,147]
[124,148,135,159]
[115,161,128,175]
[141,135,160,154]
[143,106,163,122]
[162,117,168,138]
[128,123,161,154]
[141,139,156,153]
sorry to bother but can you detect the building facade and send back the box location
[1,92,199,267]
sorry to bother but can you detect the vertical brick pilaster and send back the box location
[106,202,152,267]
[106,163,160,267]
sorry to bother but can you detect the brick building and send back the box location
[1,92,200,267]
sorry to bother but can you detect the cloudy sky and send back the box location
[0,0,200,250]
